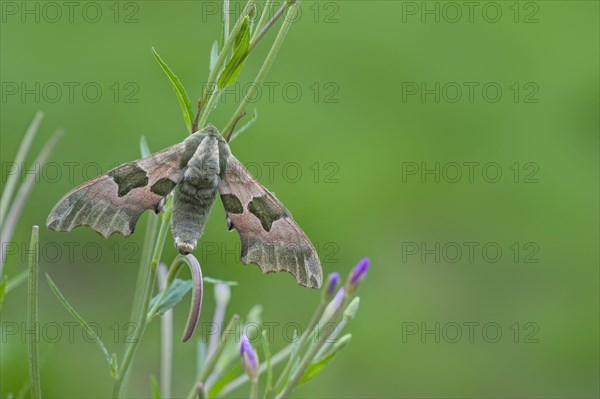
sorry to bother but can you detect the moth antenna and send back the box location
[225,111,247,142]
[192,98,203,133]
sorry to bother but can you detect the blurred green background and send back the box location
[1,1,598,398]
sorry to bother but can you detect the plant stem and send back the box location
[249,379,258,399]
[251,0,275,40]
[222,0,300,135]
[220,343,292,396]
[249,2,288,52]
[223,0,230,44]
[27,226,41,399]
[276,327,328,399]
[187,314,240,399]
[129,213,158,324]
[158,264,173,399]
[113,202,173,398]
[207,287,228,357]
[274,301,324,391]
[197,1,256,129]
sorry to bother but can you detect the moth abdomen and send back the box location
[171,128,231,255]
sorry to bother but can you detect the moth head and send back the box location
[201,124,221,137]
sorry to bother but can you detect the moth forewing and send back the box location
[46,142,187,238]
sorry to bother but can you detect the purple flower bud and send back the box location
[240,334,259,380]
[350,258,369,285]
[322,272,340,301]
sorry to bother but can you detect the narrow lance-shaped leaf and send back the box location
[149,278,193,316]
[152,47,194,132]
[46,274,118,375]
[217,16,251,88]
[298,334,352,385]
[150,375,161,399]
[209,40,219,72]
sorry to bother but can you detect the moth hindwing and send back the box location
[219,155,323,289]
[47,125,323,288]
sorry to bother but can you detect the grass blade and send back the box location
[46,274,117,375]
[27,226,41,398]
[0,112,44,226]
[152,47,194,133]
[1,129,64,274]
[0,270,29,311]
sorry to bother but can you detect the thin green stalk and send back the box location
[276,328,327,399]
[0,112,43,226]
[128,214,158,328]
[197,1,256,128]
[274,301,324,391]
[27,226,41,399]
[4,269,28,294]
[157,264,173,399]
[249,379,258,399]
[146,256,185,320]
[262,330,274,399]
[113,202,173,398]
[222,0,300,135]
[251,0,276,40]
[220,343,292,396]
[249,2,288,52]
[224,0,230,44]
[187,314,240,399]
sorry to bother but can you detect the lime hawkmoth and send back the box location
[46,125,322,288]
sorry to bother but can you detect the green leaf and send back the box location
[150,375,161,399]
[149,278,193,316]
[208,364,243,398]
[210,40,219,72]
[204,277,238,286]
[46,273,117,375]
[298,334,352,386]
[152,47,194,132]
[217,17,251,88]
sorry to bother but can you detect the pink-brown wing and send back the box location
[219,156,322,288]
[47,143,185,238]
